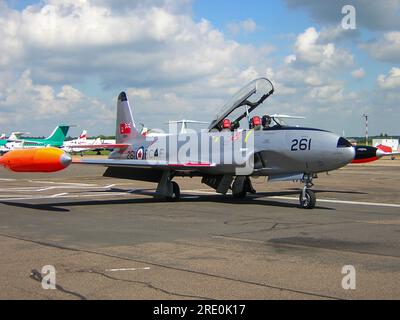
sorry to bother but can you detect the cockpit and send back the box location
[210,78,308,132]
[209,78,275,132]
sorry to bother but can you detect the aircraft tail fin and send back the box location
[79,130,87,140]
[45,125,70,144]
[116,92,143,143]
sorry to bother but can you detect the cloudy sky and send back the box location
[0,0,399,137]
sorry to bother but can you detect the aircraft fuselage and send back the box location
[109,126,355,177]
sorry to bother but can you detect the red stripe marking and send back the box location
[352,157,379,164]
[168,163,211,167]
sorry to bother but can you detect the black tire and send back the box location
[299,189,316,209]
[169,181,181,202]
[233,190,247,199]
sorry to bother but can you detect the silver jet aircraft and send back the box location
[75,78,356,209]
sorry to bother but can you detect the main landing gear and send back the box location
[156,171,181,202]
[299,174,316,209]
[169,181,181,201]
[232,177,256,199]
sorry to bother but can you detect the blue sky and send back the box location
[0,0,399,137]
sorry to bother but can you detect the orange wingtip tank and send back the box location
[0,147,72,173]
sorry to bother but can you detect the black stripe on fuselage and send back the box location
[260,126,330,132]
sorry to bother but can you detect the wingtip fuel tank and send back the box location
[0,147,71,173]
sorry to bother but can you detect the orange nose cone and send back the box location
[0,147,71,173]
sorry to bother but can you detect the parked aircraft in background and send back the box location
[0,126,70,154]
[8,132,31,140]
[62,129,119,154]
[352,144,400,163]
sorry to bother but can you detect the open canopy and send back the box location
[208,78,274,131]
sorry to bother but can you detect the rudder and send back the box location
[116,92,142,143]
[45,125,70,144]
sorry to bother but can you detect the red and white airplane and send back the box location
[352,144,400,163]
[62,130,119,154]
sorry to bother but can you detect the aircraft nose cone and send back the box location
[348,145,356,161]
[376,148,386,159]
[60,153,72,168]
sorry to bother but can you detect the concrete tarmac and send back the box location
[0,159,399,300]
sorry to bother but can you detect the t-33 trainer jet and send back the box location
[0,78,357,209]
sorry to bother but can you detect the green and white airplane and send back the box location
[0,125,70,154]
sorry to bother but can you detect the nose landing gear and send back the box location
[299,174,316,209]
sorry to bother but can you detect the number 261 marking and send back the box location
[291,139,312,151]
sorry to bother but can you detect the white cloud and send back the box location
[318,25,359,43]
[351,68,366,79]
[0,1,271,90]
[0,0,275,134]
[378,67,400,89]
[308,83,345,103]
[284,0,400,32]
[227,19,257,36]
[362,32,400,63]
[284,55,296,64]
[293,27,353,69]
[0,70,113,134]
[127,88,152,100]
[0,1,397,136]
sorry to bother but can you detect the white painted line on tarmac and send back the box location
[183,189,400,208]
[105,267,151,272]
[0,187,52,192]
[0,185,119,193]
[270,196,400,208]
[2,187,399,209]
[35,186,115,192]
[0,195,31,198]
[28,180,98,186]
[0,192,132,202]
[0,178,16,181]
[50,193,69,198]
[183,190,219,195]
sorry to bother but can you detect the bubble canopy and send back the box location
[208,78,275,131]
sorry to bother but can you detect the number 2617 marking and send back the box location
[291,139,312,151]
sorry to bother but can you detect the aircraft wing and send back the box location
[384,152,400,156]
[7,139,43,145]
[376,145,400,157]
[68,144,130,150]
[73,158,216,171]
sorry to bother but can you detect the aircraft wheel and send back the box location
[299,189,316,209]
[232,190,247,199]
[168,181,181,202]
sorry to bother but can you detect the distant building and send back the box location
[372,138,399,151]
[348,138,357,146]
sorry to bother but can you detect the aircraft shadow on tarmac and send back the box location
[0,188,352,212]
